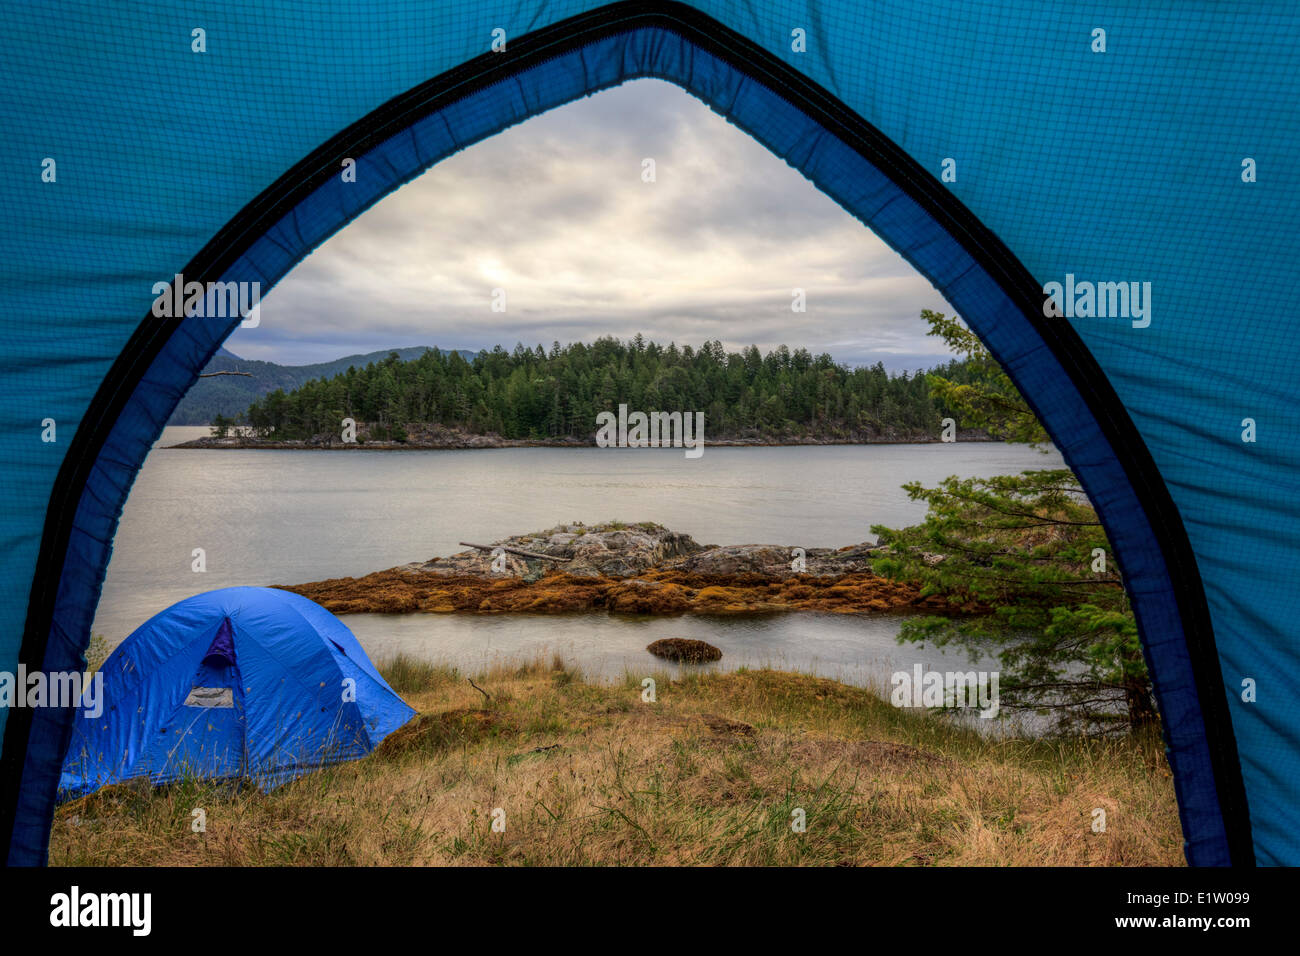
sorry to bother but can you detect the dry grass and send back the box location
[50,656,1183,866]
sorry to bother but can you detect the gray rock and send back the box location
[404,521,880,580]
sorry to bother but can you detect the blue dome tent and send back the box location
[58,588,414,798]
[0,1,1297,865]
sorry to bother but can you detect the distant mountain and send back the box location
[168,346,480,425]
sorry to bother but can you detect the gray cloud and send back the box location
[227,79,955,371]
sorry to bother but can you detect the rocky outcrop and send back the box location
[663,542,880,577]
[401,522,881,580]
[406,522,704,578]
[646,639,723,663]
[278,521,969,617]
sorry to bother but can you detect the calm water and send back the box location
[94,427,1062,690]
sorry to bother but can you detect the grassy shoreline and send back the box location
[51,657,1182,866]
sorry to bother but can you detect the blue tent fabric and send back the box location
[58,587,415,798]
[0,1,1296,865]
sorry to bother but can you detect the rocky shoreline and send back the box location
[169,424,997,450]
[278,521,961,616]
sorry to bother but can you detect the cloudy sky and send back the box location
[226,78,955,370]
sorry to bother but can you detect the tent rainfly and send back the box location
[58,588,415,799]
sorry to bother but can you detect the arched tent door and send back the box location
[0,2,1252,865]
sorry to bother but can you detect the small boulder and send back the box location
[646,638,722,663]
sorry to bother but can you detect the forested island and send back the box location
[190,337,993,446]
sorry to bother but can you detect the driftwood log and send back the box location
[458,541,570,563]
